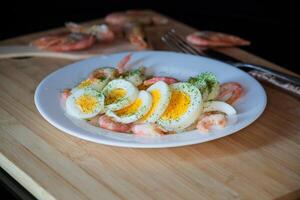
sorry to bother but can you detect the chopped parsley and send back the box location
[188,72,218,94]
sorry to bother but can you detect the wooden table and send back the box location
[0,11,300,200]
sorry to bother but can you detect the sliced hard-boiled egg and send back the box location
[157,82,203,131]
[139,81,171,123]
[66,88,104,119]
[106,90,152,124]
[103,79,138,111]
[71,77,109,93]
[203,101,236,115]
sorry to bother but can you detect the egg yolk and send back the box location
[77,79,93,89]
[115,98,142,116]
[105,88,126,105]
[160,91,190,120]
[140,89,160,121]
[75,95,97,113]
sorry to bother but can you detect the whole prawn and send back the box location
[197,113,227,133]
[32,33,96,52]
[143,77,178,86]
[131,123,165,137]
[124,23,148,50]
[217,82,243,105]
[187,31,250,47]
[98,115,131,133]
[65,22,115,42]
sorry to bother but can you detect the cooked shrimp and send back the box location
[125,24,148,50]
[88,67,118,81]
[116,53,132,74]
[186,31,250,47]
[32,33,96,52]
[131,123,165,137]
[32,36,62,49]
[143,77,178,86]
[87,115,100,126]
[66,22,115,42]
[98,115,131,132]
[217,82,243,105]
[60,88,71,102]
[197,113,227,133]
[87,24,115,42]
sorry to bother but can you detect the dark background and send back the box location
[0,0,299,199]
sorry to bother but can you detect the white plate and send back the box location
[34,51,267,148]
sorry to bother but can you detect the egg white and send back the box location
[71,78,109,94]
[106,90,152,124]
[157,82,203,131]
[203,100,236,115]
[139,81,171,123]
[103,79,139,111]
[66,88,104,119]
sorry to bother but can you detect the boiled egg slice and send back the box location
[139,81,171,123]
[106,90,152,124]
[203,101,236,115]
[66,88,104,119]
[157,82,203,131]
[103,79,138,111]
[71,67,118,93]
[71,77,109,93]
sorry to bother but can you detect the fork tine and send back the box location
[161,36,179,52]
[162,34,191,54]
[168,29,202,55]
[162,29,202,55]
[164,31,196,54]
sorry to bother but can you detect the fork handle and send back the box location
[248,69,300,99]
[231,62,300,85]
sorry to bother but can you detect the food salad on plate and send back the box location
[61,53,243,137]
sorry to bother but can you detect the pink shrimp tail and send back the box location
[143,77,178,86]
[60,89,71,102]
[116,53,132,74]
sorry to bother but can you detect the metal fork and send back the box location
[161,29,300,97]
[161,29,201,56]
[162,29,299,82]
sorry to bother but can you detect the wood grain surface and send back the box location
[0,11,300,200]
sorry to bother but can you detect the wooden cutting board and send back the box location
[0,10,300,200]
